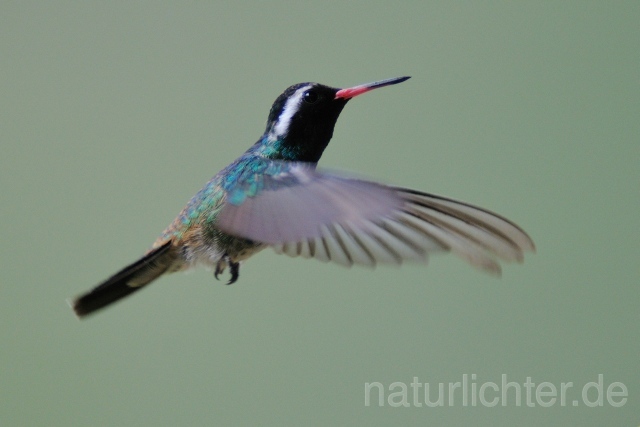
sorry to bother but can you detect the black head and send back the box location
[261,76,410,163]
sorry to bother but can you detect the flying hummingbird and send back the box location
[70,76,534,318]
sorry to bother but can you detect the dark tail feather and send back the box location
[70,241,175,318]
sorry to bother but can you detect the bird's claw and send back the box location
[227,261,239,285]
[214,255,240,285]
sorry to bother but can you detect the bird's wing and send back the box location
[217,161,534,274]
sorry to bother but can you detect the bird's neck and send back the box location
[248,131,333,163]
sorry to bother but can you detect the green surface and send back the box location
[1,2,638,426]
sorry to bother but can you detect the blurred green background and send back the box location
[2,2,638,426]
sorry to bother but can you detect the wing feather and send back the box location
[217,161,534,274]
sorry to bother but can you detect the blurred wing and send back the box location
[217,162,534,274]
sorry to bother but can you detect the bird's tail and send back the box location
[70,241,176,318]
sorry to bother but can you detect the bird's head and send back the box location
[262,76,410,162]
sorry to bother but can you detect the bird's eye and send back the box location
[303,90,319,104]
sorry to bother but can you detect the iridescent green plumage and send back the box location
[154,147,297,250]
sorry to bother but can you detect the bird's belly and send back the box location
[230,244,266,262]
[180,238,265,270]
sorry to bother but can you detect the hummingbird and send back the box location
[70,76,534,318]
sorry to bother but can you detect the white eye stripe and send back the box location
[270,85,313,139]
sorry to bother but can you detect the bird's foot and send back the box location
[214,261,225,281]
[228,261,239,285]
[214,255,240,285]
